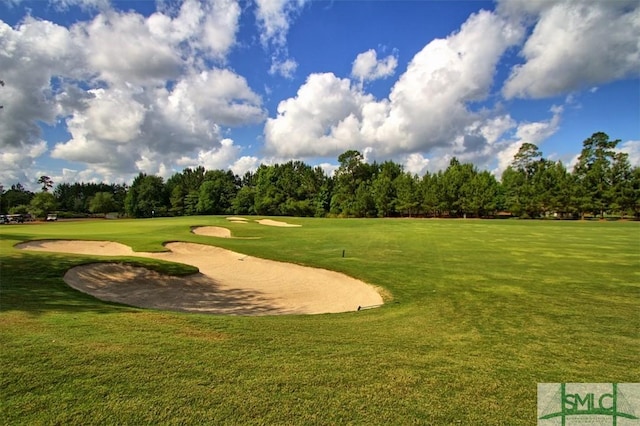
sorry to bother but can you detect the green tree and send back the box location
[251,161,326,217]
[125,173,168,218]
[464,171,498,218]
[630,167,640,218]
[608,152,635,216]
[88,192,116,215]
[37,176,54,192]
[353,181,376,217]
[501,166,526,216]
[572,132,621,218]
[512,143,542,175]
[184,191,200,216]
[232,185,255,215]
[372,161,401,217]
[501,143,547,218]
[419,172,440,217]
[542,161,575,218]
[313,167,332,217]
[394,172,419,217]
[166,166,207,216]
[169,185,186,216]
[9,204,29,215]
[2,183,34,213]
[53,182,125,214]
[253,164,285,215]
[197,181,217,214]
[439,158,476,217]
[196,170,238,215]
[331,150,375,217]
[29,191,56,219]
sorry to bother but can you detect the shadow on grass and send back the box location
[0,252,140,315]
[1,252,297,317]
[65,262,298,316]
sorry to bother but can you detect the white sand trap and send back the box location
[16,240,383,316]
[15,240,136,256]
[256,219,301,227]
[191,226,260,240]
[191,226,232,238]
[226,216,249,223]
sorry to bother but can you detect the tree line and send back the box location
[1,132,638,219]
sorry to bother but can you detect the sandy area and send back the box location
[226,216,249,223]
[191,226,232,238]
[16,240,383,315]
[256,219,301,227]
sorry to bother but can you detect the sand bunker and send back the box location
[256,219,301,227]
[191,226,232,238]
[16,240,136,256]
[191,226,260,240]
[226,216,249,223]
[16,240,383,315]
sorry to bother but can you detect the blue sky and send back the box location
[1,0,638,190]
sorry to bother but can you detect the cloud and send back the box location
[0,141,48,187]
[264,10,524,160]
[0,18,81,147]
[81,0,241,86]
[269,57,298,79]
[351,49,398,86]
[79,87,146,143]
[50,0,111,10]
[199,0,241,60]
[1,1,265,184]
[254,0,308,78]
[254,0,307,47]
[176,138,240,170]
[493,106,563,177]
[0,16,86,184]
[500,0,640,99]
[173,139,270,178]
[161,69,265,128]
[264,72,375,157]
[403,153,431,176]
[52,69,265,173]
[81,11,182,85]
[618,140,640,167]
[231,155,261,176]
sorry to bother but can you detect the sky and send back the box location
[1,0,639,191]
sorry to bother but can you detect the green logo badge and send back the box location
[538,383,639,425]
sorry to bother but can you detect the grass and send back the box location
[1,217,638,424]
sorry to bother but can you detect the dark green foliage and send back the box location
[573,132,623,218]
[5,131,636,219]
[1,183,33,214]
[29,192,56,218]
[124,173,168,218]
[37,175,54,192]
[88,192,117,214]
[252,161,327,216]
[195,170,239,215]
[53,182,126,214]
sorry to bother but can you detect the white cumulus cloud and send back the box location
[1,0,264,184]
[618,140,640,167]
[254,0,308,78]
[500,0,640,99]
[264,10,524,160]
[351,49,398,86]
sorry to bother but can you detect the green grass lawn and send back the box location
[1,217,638,424]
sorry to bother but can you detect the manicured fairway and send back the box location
[1,217,638,424]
